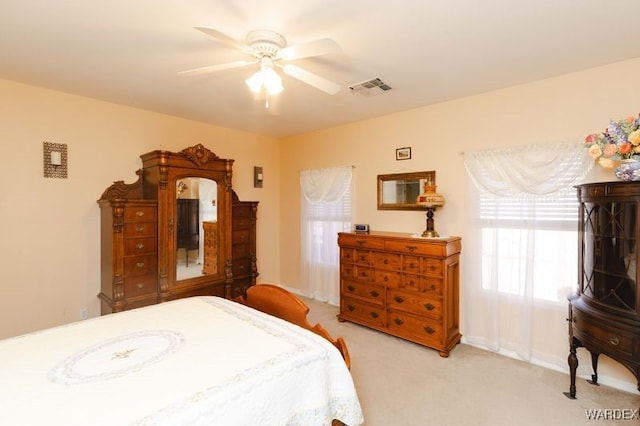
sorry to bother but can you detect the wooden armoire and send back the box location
[98,144,258,314]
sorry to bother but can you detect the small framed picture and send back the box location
[396,147,411,161]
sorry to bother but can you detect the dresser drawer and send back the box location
[423,277,443,294]
[372,252,401,270]
[422,258,443,277]
[403,255,421,274]
[123,222,155,237]
[354,250,374,265]
[402,273,421,291]
[340,248,356,263]
[354,265,375,282]
[338,234,385,250]
[574,310,637,359]
[341,297,385,327]
[123,275,157,297]
[233,215,252,229]
[123,237,156,256]
[373,269,401,287]
[124,254,157,277]
[385,240,446,257]
[124,206,156,222]
[342,281,384,305]
[388,289,441,319]
[387,310,443,344]
[341,263,355,279]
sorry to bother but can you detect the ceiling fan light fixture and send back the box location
[245,65,283,96]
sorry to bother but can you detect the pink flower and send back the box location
[585,133,597,143]
[603,144,618,157]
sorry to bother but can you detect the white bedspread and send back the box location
[0,296,363,425]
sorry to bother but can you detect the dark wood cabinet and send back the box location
[566,181,640,398]
[98,144,258,314]
[230,193,259,299]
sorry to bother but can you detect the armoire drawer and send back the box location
[124,254,157,277]
[124,206,156,222]
[123,237,156,256]
[123,275,157,298]
[123,222,155,237]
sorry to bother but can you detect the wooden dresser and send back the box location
[566,182,640,397]
[230,196,259,299]
[337,231,462,357]
[98,199,158,313]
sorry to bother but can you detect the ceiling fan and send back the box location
[179,27,342,102]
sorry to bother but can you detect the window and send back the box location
[300,166,353,303]
[479,189,579,302]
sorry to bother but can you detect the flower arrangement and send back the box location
[585,113,640,168]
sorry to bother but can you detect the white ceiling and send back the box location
[2,0,640,137]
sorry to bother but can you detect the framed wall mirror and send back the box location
[377,171,435,210]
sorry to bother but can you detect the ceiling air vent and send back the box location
[349,78,392,97]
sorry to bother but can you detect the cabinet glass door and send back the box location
[582,201,637,313]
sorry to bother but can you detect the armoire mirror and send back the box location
[377,171,436,210]
[175,177,218,281]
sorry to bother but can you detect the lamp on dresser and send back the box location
[416,179,445,238]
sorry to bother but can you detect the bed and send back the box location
[0,294,363,425]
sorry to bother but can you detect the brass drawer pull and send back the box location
[394,318,404,325]
[347,285,355,292]
[369,312,379,319]
[136,262,145,268]
[609,337,620,346]
[136,283,144,289]
[136,243,144,249]
[394,296,404,303]
[424,303,435,311]
[347,305,355,312]
[383,259,388,264]
[370,290,380,298]
[135,211,144,217]
[135,225,145,232]
[383,276,388,282]
[405,246,417,252]
[424,326,435,334]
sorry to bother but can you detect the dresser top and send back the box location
[340,231,460,242]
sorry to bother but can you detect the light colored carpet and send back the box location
[303,297,640,426]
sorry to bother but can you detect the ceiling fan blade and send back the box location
[279,38,341,60]
[281,64,341,95]
[193,27,249,51]
[178,60,257,76]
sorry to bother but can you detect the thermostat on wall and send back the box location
[354,224,369,233]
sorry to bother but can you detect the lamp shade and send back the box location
[416,181,445,207]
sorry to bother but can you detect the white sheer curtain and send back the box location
[462,141,593,363]
[300,166,353,304]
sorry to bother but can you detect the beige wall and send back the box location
[0,79,280,338]
[279,57,640,391]
[1,57,639,392]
